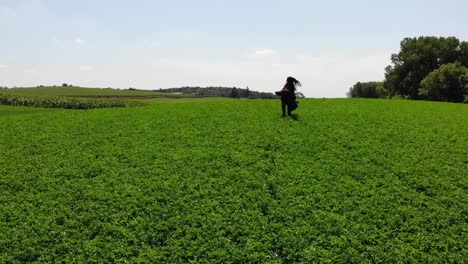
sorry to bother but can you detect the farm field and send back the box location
[0,86,191,109]
[1,87,169,98]
[0,97,467,263]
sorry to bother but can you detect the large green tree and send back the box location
[419,63,468,103]
[384,36,467,99]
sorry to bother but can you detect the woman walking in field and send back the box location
[276,76,301,117]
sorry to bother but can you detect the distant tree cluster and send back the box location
[419,63,467,102]
[295,92,305,98]
[158,86,278,99]
[348,81,385,98]
[385,36,468,102]
[351,36,468,103]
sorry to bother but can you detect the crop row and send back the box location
[0,93,142,109]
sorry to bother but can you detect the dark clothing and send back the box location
[281,96,292,116]
[280,90,297,116]
[277,78,301,116]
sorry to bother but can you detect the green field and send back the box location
[0,97,467,263]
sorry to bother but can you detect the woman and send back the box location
[276,77,301,116]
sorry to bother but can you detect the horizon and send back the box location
[1,0,467,97]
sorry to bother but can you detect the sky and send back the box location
[1,0,467,97]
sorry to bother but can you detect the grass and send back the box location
[0,98,467,263]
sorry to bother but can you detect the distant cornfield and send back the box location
[0,93,141,109]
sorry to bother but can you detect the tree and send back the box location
[384,36,465,99]
[295,92,305,98]
[419,63,468,102]
[157,86,277,99]
[62,83,68,87]
[229,88,239,98]
[348,81,384,98]
[458,41,468,67]
[244,87,250,98]
[375,82,388,98]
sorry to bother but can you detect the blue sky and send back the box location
[1,0,467,97]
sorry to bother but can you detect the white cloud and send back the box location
[249,49,280,58]
[24,68,37,73]
[51,36,60,45]
[74,37,85,45]
[142,40,161,48]
[0,64,8,69]
[79,65,93,71]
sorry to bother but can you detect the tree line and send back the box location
[349,36,468,103]
[157,86,279,99]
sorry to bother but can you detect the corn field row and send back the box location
[0,93,140,109]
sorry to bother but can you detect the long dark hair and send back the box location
[284,76,301,92]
